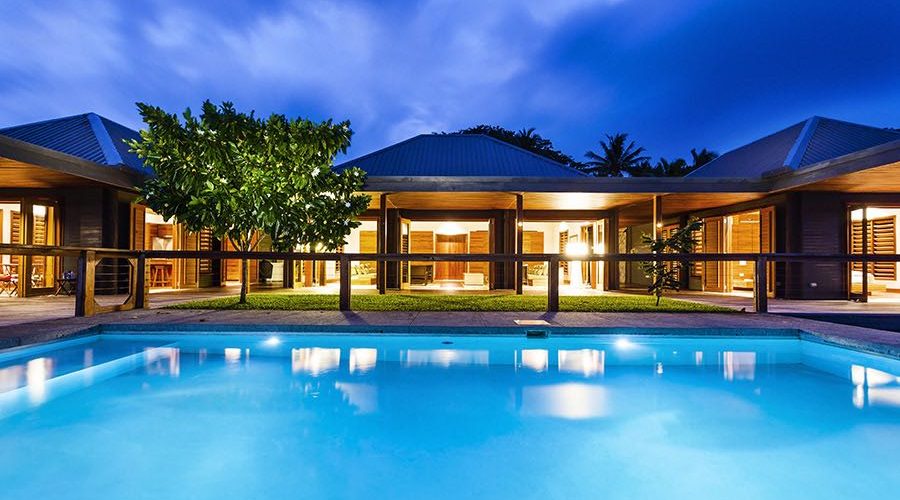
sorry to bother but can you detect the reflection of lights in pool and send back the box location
[26,357,52,404]
[655,362,664,375]
[349,348,378,374]
[292,348,341,376]
[521,349,549,372]
[264,336,281,347]
[614,338,633,349]
[558,349,604,377]
[224,348,242,364]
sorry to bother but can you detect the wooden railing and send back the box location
[3,243,900,317]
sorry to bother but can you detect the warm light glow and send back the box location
[435,222,466,236]
[655,222,663,228]
[292,348,341,376]
[349,348,378,373]
[565,242,588,257]
[521,349,549,372]
[558,222,569,232]
[32,204,47,218]
[592,244,605,255]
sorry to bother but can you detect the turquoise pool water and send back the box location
[0,333,898,499]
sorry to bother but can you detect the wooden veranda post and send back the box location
[135,252,147,309]
[754,256,768,313]
[547,256,560,312]
[75,250,96,317]
[515,193,524,295]
[339,254,351,311]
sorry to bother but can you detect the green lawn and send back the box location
[167,293,733,313]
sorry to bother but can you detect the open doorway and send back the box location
[849,206,900,300]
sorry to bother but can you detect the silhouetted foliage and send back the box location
[451,125,582,168]
[581,132,649,177]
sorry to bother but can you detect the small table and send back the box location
[54,277,77,296]
[0,276,17,297]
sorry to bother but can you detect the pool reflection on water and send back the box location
[0,334,898,500]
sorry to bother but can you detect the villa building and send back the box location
[1,113,899,301]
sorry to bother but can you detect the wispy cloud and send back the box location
[1,0,897,160]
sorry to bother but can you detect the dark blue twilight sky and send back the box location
[0,0,898,162]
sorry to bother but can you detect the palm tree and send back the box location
[689,148,718,170]
[581,133,649,177]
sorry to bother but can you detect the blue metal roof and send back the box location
[335,134,586,177]
[0,113,150,175]
[689,116,900,178]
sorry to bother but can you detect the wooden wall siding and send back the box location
[198,229,213,273]
[761,206,776,295]
[729,212,759,290]
[435,234,467,280]
[851,216,897,280]
[9,210,20,269]
[559,230,569,277]
[359,231,377,253]
[468,230,490,276]
[130,205,146,250]
[702,217,724,291]
[181,231,199,287]
[784,192,846,299]
[409,230,435,270]
[522,230,544,254]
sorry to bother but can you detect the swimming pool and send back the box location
[0,332,898,499]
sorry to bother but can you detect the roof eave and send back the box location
[362,175,771,194]
[769,138,900,192]
[0,134,146,191]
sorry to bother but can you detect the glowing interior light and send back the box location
[592,244,605,254]
[435,222,466,235]
[558,222,569,232]
[565,242,589,257]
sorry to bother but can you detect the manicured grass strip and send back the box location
[167,293,734,313]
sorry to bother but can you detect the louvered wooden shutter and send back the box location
[702,217,724,292]
[852,216,896,280]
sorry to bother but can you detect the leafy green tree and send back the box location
[451,125,581,168]
[581,132,649,177]
[640,219,701,306]
[129,100,369,303]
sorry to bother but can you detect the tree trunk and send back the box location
[239,257,249,304]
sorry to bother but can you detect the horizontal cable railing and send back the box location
[1,243,897,317]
